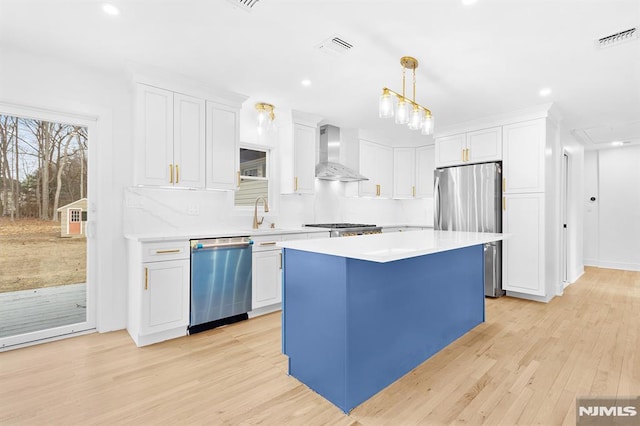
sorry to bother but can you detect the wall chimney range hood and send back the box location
[316,124,368,182]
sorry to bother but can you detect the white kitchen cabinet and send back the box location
[134,83,205,188]
[435,133,466,167]
[435,127,502,167]
[503,119,545,193]
[502,193,545,296]
[393,147,416,199]
[280,111,322,194]
[252,249,282,309]
[359,139,393,198]
[415,145,435,198]
[127,239,190,347]
[206,101,240,190]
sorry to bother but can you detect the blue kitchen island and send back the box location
[277,230,505,413]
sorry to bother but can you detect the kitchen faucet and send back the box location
[252,197,270,229]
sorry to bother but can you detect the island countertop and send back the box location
[277,229,506,263]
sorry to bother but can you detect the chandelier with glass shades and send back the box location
[379,56,434,135]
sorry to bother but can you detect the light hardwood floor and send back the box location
[1,267,638,425]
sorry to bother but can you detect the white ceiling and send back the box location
[1,0,639,148]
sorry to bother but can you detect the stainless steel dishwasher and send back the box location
[189,236,252,334]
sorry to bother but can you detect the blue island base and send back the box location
[282,244,485,413]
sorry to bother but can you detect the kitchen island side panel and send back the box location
[345,245,485,410]
[282,249,349,411]
[282,245,484,413]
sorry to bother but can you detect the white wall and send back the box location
[584,146,640,270]
[0,46,132,332]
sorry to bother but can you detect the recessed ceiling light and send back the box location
[301,79,311,87]
[611,141,625,147]
[462,0,478,5]
[102,4,120,16]
[539,87,552,97]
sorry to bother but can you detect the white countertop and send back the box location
[125,226,330,242]
[277,230,506,263]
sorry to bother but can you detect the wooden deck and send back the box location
[0,283,86,338]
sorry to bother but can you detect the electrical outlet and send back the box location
[187,204,200,216]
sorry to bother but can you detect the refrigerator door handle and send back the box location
[434,173,441,229]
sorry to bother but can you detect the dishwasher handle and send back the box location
[191,238,253,251]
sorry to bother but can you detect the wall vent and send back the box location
[316,35,354,56]
[596,27,637,48]
[227,0,261,12]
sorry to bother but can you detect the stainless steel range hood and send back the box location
[316,124,368,182]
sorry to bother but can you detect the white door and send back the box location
[393,147,415,199]
[206,101,239,190]
[466,127,502,163]
[435,133,465,167]
[173,93,205,188]
[293,123,316,194]
[252,250,282,309]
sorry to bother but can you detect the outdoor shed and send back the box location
[56,198,87,238]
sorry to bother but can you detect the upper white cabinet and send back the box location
[435,133,466,167]
[205,101,240,190]
[393,147,416,199]
[280,111,322,194]
[503,119,545,193]
[435,126,502,168]
[415,145,435,198]
[135,83,205,188]
[360,139,393,198]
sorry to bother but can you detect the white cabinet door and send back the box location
[393,147,416,199]
[135,84,174,186]
[173,93,206,188]
[359,140,393,197]
[252,249,282,309]
[140,259,190,335]
[503,119,545,193]
[435,133,465,167]
[293,123,316,194]
[415,145,435,198]
[206,101,239,190]
[502,193,545,296]
[467,127,502,163]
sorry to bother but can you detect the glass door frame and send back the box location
[0,102,97,350]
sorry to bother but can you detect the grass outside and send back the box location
[0,217,86,293]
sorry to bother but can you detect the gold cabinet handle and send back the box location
[502,197,506,211]
[503,177,506,192]
[462,149,465,162]
[169,164,174,183]
[279,252,282,270]
[175,164,179,184]
[412,186,416,197]
[144,267,148,290]
[376,184,381,196]
[237,171,241,187]
[260,241,277,246]
[156,249,181,254]
[294,176,298,192]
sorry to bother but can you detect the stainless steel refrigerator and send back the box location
[434,162,505,297]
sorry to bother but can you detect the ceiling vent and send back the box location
[227,0,260,12]
[316,35,354,56]
[596,27,637,48]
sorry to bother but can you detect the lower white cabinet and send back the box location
[127,239,190,347]
[502,193,545,296]
[252,249,282,309]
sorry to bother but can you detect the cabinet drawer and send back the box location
[142,240,190,262]
[251,235,283,252]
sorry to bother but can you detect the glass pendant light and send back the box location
[408,105,423,130]
[421,113,434,135]
[379,88,394,118]
[395,98,409,125]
